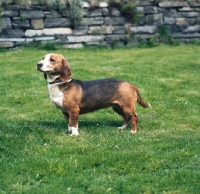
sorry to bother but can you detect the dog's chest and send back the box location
[47,84,64,109]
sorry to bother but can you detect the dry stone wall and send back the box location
[0,1,200,48]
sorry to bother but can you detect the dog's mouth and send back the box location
[37,66,53,74]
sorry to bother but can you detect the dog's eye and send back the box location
[50,58,55,63]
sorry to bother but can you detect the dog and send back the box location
[37,53,150,135]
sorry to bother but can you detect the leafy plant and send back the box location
[20,14,27,21]
[121,2,140,24]
[38,41,57,50]
[68,0,83,27]
[121,3,135,19]
[46,0,67,12]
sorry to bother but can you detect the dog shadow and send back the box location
[33,119,124,134]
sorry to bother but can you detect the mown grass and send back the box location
[0,45,199,194]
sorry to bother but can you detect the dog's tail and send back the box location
[136,89,151,108]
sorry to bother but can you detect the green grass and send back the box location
[0,45,199,194]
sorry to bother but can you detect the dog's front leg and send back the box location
[68,108,80,136]
[62,112,71,133]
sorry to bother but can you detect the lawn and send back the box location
[0,45,199,194]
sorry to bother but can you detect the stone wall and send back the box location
[0,1,200,48]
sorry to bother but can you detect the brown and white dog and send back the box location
[37,53,150,135]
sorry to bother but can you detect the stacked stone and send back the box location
[135,1,200,42]
[0,1,200,48]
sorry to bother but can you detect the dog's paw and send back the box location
[67,125,72,132]
[71,133,79,136]
[130,130,137,134]
[70,126,79,136]
[118,124,127,130]
[118,127,124,130]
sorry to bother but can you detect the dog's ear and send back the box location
[44,73,47,80]
[60,57,71,82]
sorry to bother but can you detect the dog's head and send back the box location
[37,53,71,82]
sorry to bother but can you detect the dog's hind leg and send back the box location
[116,104,138,133]
[130,113,138,133]
[112,104,130,130]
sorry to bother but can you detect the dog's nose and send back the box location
[37,62,43,69]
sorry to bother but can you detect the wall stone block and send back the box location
[0,41,14,48]
[44,11,62,19]
[178,7,194,12]
[67,35,105,43]
[110,8,121,16]
[73,26,88,35]
[88,26,113,35]
[197,17,200,24]
[146,14,163,25]
[179,12,199,18]
[31,19,44,29]
[105,35,126,42]
[144,6,158,14]
[12,19,30,28]
[82,2,91,8]
[188,18,196,25]
[34,37,55,41]
[25,28,72,37]
[0,29,24,38]
[88,9,102,17]
[136,1,153,6]
[130,26,157,34]
[99,2,108,8]
[113,26,126,34]
[189,2,200,7]
[105,17,126,25]
[4,5,20,11]
[136,7,144,14]
[80,18,104,25]
[134,33,159,39]
[183,25,200,33]
[0,18,12,29]
[2,10,18,17]
[164,17,176,25]
[163,9,178,17]
[102,8,109,16]
[44,18,71,28]
[159,2,188,8]
[176,18,188,25]
[173,33,200,38]
[20,10,44,19]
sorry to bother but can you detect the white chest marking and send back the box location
[48,84,64,109]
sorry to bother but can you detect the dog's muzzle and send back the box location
[37,62,43,71]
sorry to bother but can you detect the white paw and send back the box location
[118,127,124,130]
[68,125,72,133]
[118,124,127,130]
[130,130,137,134]
[69,126,79,136]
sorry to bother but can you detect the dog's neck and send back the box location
[47,74,60,83]
[46,74,72,85]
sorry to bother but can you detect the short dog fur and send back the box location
[37,53,150,135]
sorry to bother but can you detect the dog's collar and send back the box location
[48,77,72,85]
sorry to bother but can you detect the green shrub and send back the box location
[38,41,57,50]
[68,0,83,27]
[121,2,140,24]
[121,3,135,19]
